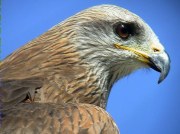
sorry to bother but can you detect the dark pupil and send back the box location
[116,24,130,39]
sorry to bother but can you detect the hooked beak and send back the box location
[114,44,170,83]
[148,51,170,83]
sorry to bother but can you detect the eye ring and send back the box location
[115,23,132,39]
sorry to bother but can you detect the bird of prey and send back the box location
[0,5,170,134]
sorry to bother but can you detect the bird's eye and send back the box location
[115,23,132,39]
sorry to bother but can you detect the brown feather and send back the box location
[0,22,103,108]
[0,103,119,134]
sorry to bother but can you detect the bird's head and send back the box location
[61,5,170,85]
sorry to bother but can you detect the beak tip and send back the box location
[149,51,170,84]
[157,67,170,84]
[158,78,163,84]
[157,72,165,84]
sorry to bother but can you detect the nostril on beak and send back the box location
[152,47,161,53]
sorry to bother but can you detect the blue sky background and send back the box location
[1,1,180,134]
